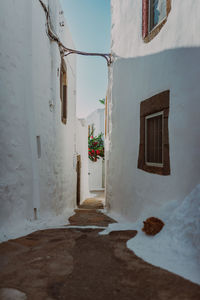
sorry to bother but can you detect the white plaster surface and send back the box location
[76,116,105,203]
[111,0,200,58]
[76,109,105,203]
[0,208,74,243]
[87,108,105,138]
[107,0,200,221]
[107,48,200,221]
[101,184,200,285]
[88,159,104,190]
[76,119,91,204]
[0,288,27,300]
[87,109,105,190]
[105,0,200,285]
[0,0,77,232]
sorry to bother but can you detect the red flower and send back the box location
[91,136,93,139]
[92,149,95,154]
[96,150,100,155]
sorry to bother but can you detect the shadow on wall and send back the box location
[107,47,200,221]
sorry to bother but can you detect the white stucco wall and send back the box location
[107,0,200,220]
[87,109,105,190]
[76,109,105,203]
[0,0,34,228]
[76,119,90,204]
[111,0,200,58]
[0,0,77,229]
[88,159,104,191]
[87,108,105,137]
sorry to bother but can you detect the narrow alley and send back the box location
[0,200,200,300]
[1,0,200,299]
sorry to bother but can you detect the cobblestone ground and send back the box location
[0,199,200,300]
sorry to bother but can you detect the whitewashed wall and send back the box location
[0,0,76,229]
[88,159,104,191]
[87,109,105,190]
[106,0,200,221]
[87,108,105,137]
[76,109,105,203]
[111,0,200,58]
[76,119,90,204]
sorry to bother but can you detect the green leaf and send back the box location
[99,98,105,105]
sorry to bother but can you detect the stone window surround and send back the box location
[142,0,171,43]
[137,90,170,175]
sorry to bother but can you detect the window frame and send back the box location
[138,90,170,176]
[142,0,171,43]
[145,111,164,167]
[60,58,67,125]
[148,0,167,33]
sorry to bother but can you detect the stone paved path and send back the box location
[0,199,200,300]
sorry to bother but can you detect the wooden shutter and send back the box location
[146,114,163,164]
[62,85,67,124]
[138,90,170,175]
[60,69,63,101]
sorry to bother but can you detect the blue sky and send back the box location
[61,0,111,118]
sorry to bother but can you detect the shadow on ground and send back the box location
[0,199,200,299]
[78,198,104,209]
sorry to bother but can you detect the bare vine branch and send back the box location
[39,0,112,66]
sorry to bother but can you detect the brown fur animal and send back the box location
[142,217,164,235]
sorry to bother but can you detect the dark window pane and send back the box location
[146,114,162,164]
[62,85,67,123]
[60,70,63,101]
[153,0,159,27]
[147,117,154,162]
[149,0,167,31]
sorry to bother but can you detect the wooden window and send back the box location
[149,0,167,31]
[145,111,163,166]
[142,0,171,42]
[60,59,67,124]
[138,90,170,175]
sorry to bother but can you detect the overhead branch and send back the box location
[39,0,112,66]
